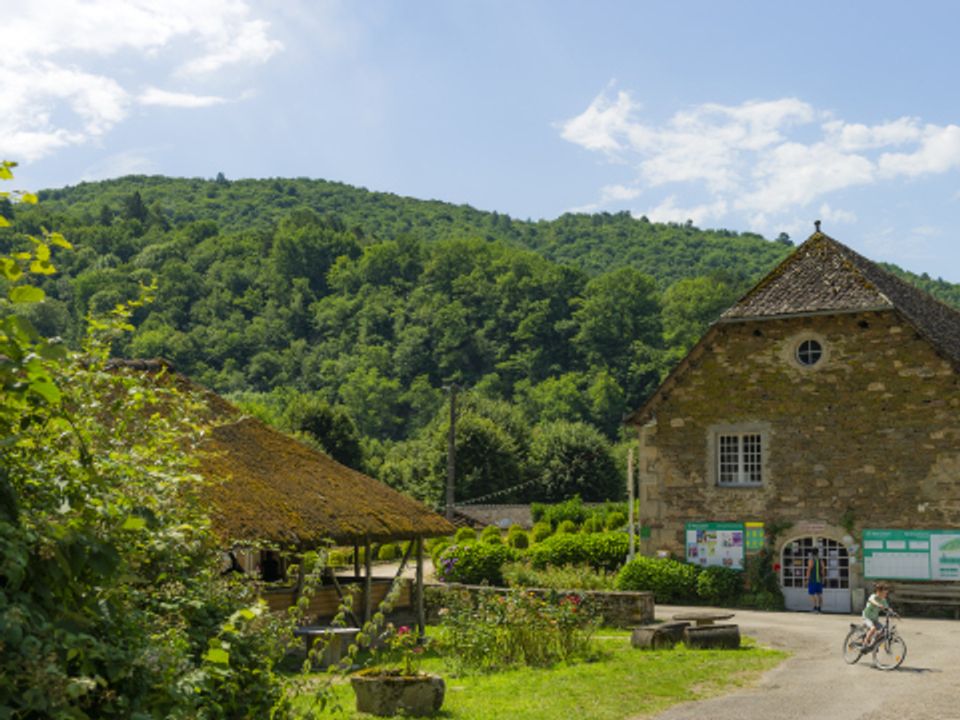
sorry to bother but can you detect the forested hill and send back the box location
[6,174,960,507]
[33,175,793,284]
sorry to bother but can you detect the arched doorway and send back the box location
[781,536,851,613]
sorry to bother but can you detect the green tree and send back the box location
[529,420,621,502]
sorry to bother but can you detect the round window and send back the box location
[796,339,823,366]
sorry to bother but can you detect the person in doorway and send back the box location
[804,548,826,612]
[862,582,894,647]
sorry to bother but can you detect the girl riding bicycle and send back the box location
[862,582,893,646]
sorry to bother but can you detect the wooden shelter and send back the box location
[107,358,454,630]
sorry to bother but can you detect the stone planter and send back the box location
[350,672,445,716]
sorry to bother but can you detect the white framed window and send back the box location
[717,432,763,486]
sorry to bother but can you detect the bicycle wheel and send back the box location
[873,634,907,670]
[842,627,865,664]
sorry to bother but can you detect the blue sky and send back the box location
[5,1,960,280]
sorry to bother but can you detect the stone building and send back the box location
[627,231,960,612]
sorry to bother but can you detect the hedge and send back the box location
[614,557,699,603]
[528,532,630,572]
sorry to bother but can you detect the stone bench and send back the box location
[293,626,360,667]
[630,621,690,649]
[682,623,741,649]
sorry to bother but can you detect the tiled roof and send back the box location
[722,232,960,365]
[626,232,960,426]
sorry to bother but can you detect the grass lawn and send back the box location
[290,630,787,719]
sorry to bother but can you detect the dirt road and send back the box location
[646,605,960,720]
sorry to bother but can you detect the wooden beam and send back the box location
[353,542,360,578]
[416,537,425,638]
[364,536,372,624]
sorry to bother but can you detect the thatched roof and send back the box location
[626,232,960,426]
[107,359,454,546]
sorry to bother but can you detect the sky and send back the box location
[4,1,960,280]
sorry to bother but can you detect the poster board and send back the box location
[685,522,745,569]
[863,529,960,580]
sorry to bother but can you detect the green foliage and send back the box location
[530,521,553,544]
[502,562,618,591]
[530,422,621,502]
[615,557,700,603]
[480,524,502,540]
[436,588,599,674]
[555,519,578,534]
[528,532,630,572]
[696,566,744,605]
[5,174,831,507]
[508,530,529,550]
[741,547,785,610]
[581,516,604,533]
[377,543,399,561]
[531,495,589,527]
[604,510,627,531]
[0,167,296,718]
[454,526,477,543]
[436,543,514,585]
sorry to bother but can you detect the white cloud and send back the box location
[818,203,858,225]
[642,196,728,226]
[81,150,159,181]
[878,125,960,178]
[560,87,960,237]
[0,0,281,162]
[139,88,227,108]
[558,90,638,153]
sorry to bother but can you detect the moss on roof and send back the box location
[107,359,454,546]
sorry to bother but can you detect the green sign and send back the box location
[744,522,765,552]
[685,522,745,570]
[863,529,960,580]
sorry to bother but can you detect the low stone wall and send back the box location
[424,582,654,628]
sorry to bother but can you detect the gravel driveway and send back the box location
[643,604,960,720]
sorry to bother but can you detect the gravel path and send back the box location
[644,604,960,720]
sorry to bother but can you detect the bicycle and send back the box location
[842,609,907,670]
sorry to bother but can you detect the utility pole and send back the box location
[444,383,459,520]
[627,446,635,561]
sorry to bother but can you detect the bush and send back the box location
[508,531,529,550]
[454,526,478,543]
[615,557,699,603]
[581,516,604,533]
[604,511,627,531]
[327,548,352,567]
[483,534,504,545]
[430,538,452,568]
[436,587,599,673]
[556,519,578,534]
[481,525,502,541]
[531,521,553,543]
[437,543,514,585]
[696,566,743,605]
[529,532,629,571]
[502,561,618,591]
[507,524,525,537]
[532,495,589,528]
[377,543,399,561]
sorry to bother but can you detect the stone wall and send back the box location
[637,311,960,567]
[423,582,655,628]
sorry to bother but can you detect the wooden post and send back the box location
[364,536,373,624]
[627,446,635,561]
[353,542,360,579]
[445,385,458,520]
[416,537,425,638]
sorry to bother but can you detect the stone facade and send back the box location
[636,310,960,596]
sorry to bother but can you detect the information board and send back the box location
[863,529,960,580]
[744,522,765,552]
[685,522,744,569]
